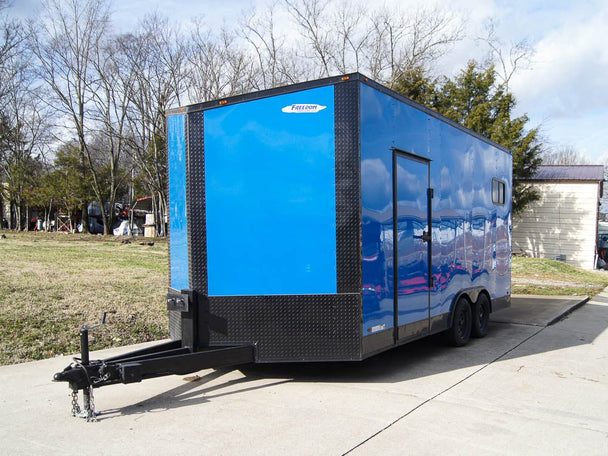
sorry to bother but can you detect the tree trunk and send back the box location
[46,199,52,231]
[100,204,109,236]
[9,202,15,230]
[9,202,14,230]
[15,203,21,231]
[81,201,90,234]
[151,194,158,237]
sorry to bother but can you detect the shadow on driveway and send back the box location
[96,296,608,419]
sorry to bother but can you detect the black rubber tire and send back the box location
[445,297,472,347]
[472,294,490,338]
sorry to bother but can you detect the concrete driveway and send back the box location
[1,293,607,455]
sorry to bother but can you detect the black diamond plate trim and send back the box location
[207,294,362,362]
[169,308,182,340]
[334,81,362,294]
[187,111,207,294]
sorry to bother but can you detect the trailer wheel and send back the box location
[446,297,472,346]
[472,293,490,338]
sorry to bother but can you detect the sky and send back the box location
[8,0,608,164]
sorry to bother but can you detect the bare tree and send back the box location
[0,8,52,230]
[240,2,301,90]
[542,145,590,165]
[119,14,188,236]
[366,8,407,82]
[478,19,534,92]
[0,7,23,228]
[141,14,189,108]
[0,4,26,108]
[0,83,52,230]
[29,0,112,233]
[188,19,253,102]
[282,0,463,85]
[89,35,135,233]
[332,1,370,75]
[367,5,464,85]
[283,0,334,78]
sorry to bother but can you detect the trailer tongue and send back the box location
[53,341,253,421]
[54,296,255,421]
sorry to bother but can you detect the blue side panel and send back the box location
[360,87,401,335]
[360,85,435,335]
[204,86,337,296]
[360,83,511,337]
[168,114,189,291]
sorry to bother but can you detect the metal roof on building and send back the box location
[526,165,604,181]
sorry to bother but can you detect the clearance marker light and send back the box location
[219,100,228,105]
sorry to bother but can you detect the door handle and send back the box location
[414,231,431,242]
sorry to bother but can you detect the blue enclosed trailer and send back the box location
[166,73,511,361]
[54,74,511,417]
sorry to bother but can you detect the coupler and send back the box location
[53,312,107,421]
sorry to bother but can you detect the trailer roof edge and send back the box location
[167,72,512,155]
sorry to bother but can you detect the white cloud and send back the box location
[505,1,608,161]
[511,7,608,118]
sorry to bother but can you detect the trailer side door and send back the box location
[393,151,431,342]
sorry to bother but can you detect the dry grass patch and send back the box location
[512,257,608,296]
[0,232,168,365]
[3,233,607,365]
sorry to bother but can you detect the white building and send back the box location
[512,165,604,270]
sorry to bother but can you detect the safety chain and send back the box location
[71,390,81,417]
[87,386,97,422]
[70,386,98,421]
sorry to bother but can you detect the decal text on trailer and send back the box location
[281,104,327,113]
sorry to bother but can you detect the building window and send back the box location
[492,179,506,205]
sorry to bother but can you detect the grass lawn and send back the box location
[2,231,608,366]
[0,231,168,365]
[511,256,608,296]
